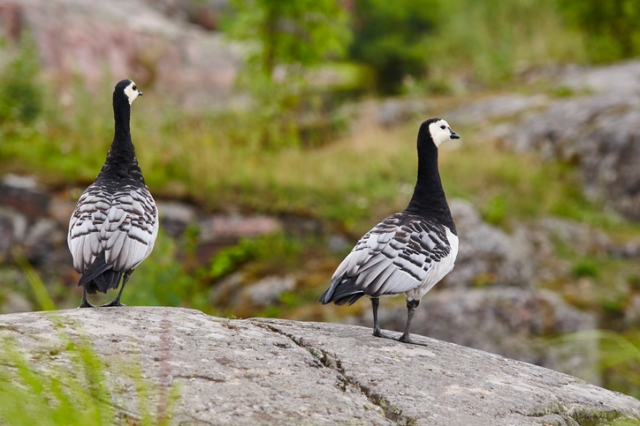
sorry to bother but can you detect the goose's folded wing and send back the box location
[332,214,452,297]
[106,187,158,271]
[68,185,158,273]
[68,185,112,272]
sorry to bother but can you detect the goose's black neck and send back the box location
[96,90,145,185]
[405,136,457,235]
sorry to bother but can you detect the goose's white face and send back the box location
[428,119,459,147]
[123,81,143,105]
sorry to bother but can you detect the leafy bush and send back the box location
[0,36,43,125]
[572,258,600,279]
[208,234,300,280]
[345,0,587,93]
[349,0,439,95]
[223,0,351,148]
[424,0,584,86]
[558,0,640,62]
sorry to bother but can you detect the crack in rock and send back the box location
[253,321,417,426]
[174,374,226,383]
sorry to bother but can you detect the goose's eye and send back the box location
[132,85,137,91]
[440,125,446,129]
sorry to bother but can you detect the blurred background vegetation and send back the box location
[0,0,640,407]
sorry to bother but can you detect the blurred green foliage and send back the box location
[125,232,207,311]
[209,239,260,280]
[223,0,351,147]
[572,259,600,279]
[349,0,439,95]
[0,36,42,126]
[482,194,507,225]
[425,0,584,86]
[553,331,640,399]
[347,0,584,93]
[208,234,300,280]
[558,0,640,62]
[225,0,349,75]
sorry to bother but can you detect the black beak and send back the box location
[450,129,460,139]
[138,91,143,96]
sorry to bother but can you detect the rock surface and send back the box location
[350,288,599,384]
[498,61,640,221]
[1,307,639,425]
[445,199,536,289]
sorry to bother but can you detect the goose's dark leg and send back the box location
[100,272,130,307]
[399,299,427,345]
[78,287,95,308]
[371,297,392,339]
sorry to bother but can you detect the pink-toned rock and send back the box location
[198,215,281,243]
[1,0,240,109]
[0,174,49,219]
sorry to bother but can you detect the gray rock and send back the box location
[208,271,245,308]
[209,273,297,317]
[2,174,39,190]
[48,197,77,228]
[327,234,349,253]
[13,217,69,268]
[539,217,611,256]
[445,199,535,288]
[348,288,599,384]
[0,208,27,253]
[0,307,638,425]
[377,98,434,127]
[0,174,49,220]
[625,294,640,327]
[157,201,197,238]
[561,60,640,95]
[242,275,296,307]
[609,240,640,259]
[447,94,550,126]
[142,0,228,31]
[0,291,32,314]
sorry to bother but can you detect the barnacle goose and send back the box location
[68,79,158,308]
[319,118,459,345]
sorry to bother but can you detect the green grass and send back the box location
[0,252,180,425]
[551,331,640,400]
[422,0,585,88]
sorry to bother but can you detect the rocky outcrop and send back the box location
[561,60,640,95]
[0,175,69,268]
[506,93,640,220]
[0,307,638,425]
[351,288,598,383]
[493,60,640,221]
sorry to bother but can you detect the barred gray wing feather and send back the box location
[68,183,158,275]
[320,213,453,305]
